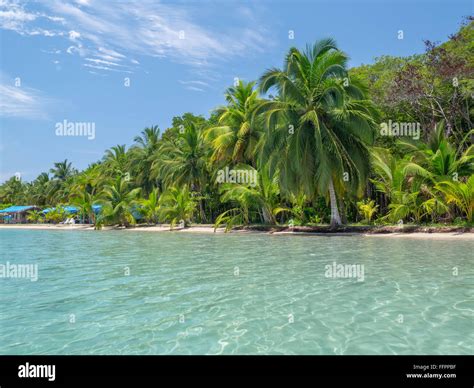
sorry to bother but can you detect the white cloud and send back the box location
[0,0,272,73]
[83,63,132,74]
[184,86,205,92]
[0,83,48,119]
[179,80,209,86]
[0,2,37,31]
[68,29,80,40]
[0,71,54,119]
[0,0,64,36]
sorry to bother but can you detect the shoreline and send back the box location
[0,223,473,239]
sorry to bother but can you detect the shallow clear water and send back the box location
[0,229,472,355]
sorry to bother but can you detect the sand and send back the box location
[0,223,473,239]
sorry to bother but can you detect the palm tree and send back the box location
[103,144,129,177]
[50,159,75,181]
[154,121,209,222]
[159,186,196,228]
[0,176,25,204]
[71,191,101,224]
[138,188,160,224]
[357,199,378,224]
[48,159,76,203]
[205,80,263,166]
[401,122,474,184]
[45,207,66,224]
[130,126,161,195]
[31,172,50,206]
[100,176,141,227]
[257,39,378,227]
[435,175,474,223]
[27,209,44,223]
[214,165,280,229]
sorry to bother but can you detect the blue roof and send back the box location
[42,205,102,214]
[0,205,37,213]
[42,206,78,214]
[63,206,78,214]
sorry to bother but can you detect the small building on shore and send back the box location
[0,206,40,224]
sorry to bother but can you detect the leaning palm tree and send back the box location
[257,39,379,227]
[205,80,263,167]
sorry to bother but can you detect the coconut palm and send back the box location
[27,209,44,223]
[138,188,160,224]
[257,39,378,227]
[159,186,196,228]
[205,80,263,166]
[103,144,129,177]
[435,175,474,223]
[154,121,209,221]
[71,191,101,224]
[0,176,25,204]
[100,176,141,227]
[400,122,474,184]
[48,160,77,203]
[27,172,50,206]
[214,165,280,230]
[130,126,161,195]
[44,207,66,224]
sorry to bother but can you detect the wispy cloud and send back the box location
[179,80,210,87]
[0,0,272,75]
[0,0,65,36]
[179,79,211,92]
[0,74,51,119]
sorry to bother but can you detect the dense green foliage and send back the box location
[1,20,473,228]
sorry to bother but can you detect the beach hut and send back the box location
[0,205,40,224]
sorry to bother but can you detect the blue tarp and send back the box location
[42,206,78,214]
[0,205,37,213]
[43,205,102,214]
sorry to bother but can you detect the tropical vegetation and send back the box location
[1,19,473,230]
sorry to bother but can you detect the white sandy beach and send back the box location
[0,223,473,239]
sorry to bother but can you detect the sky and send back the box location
[0,0,471,182]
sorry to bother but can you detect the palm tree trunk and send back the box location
[261,206,274,224]
[199,199,207,223]
[328,177,342,228]
[338,197,347,224]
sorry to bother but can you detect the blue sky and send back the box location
[0,0,471,182]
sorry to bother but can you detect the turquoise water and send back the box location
[0,229,472,355]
